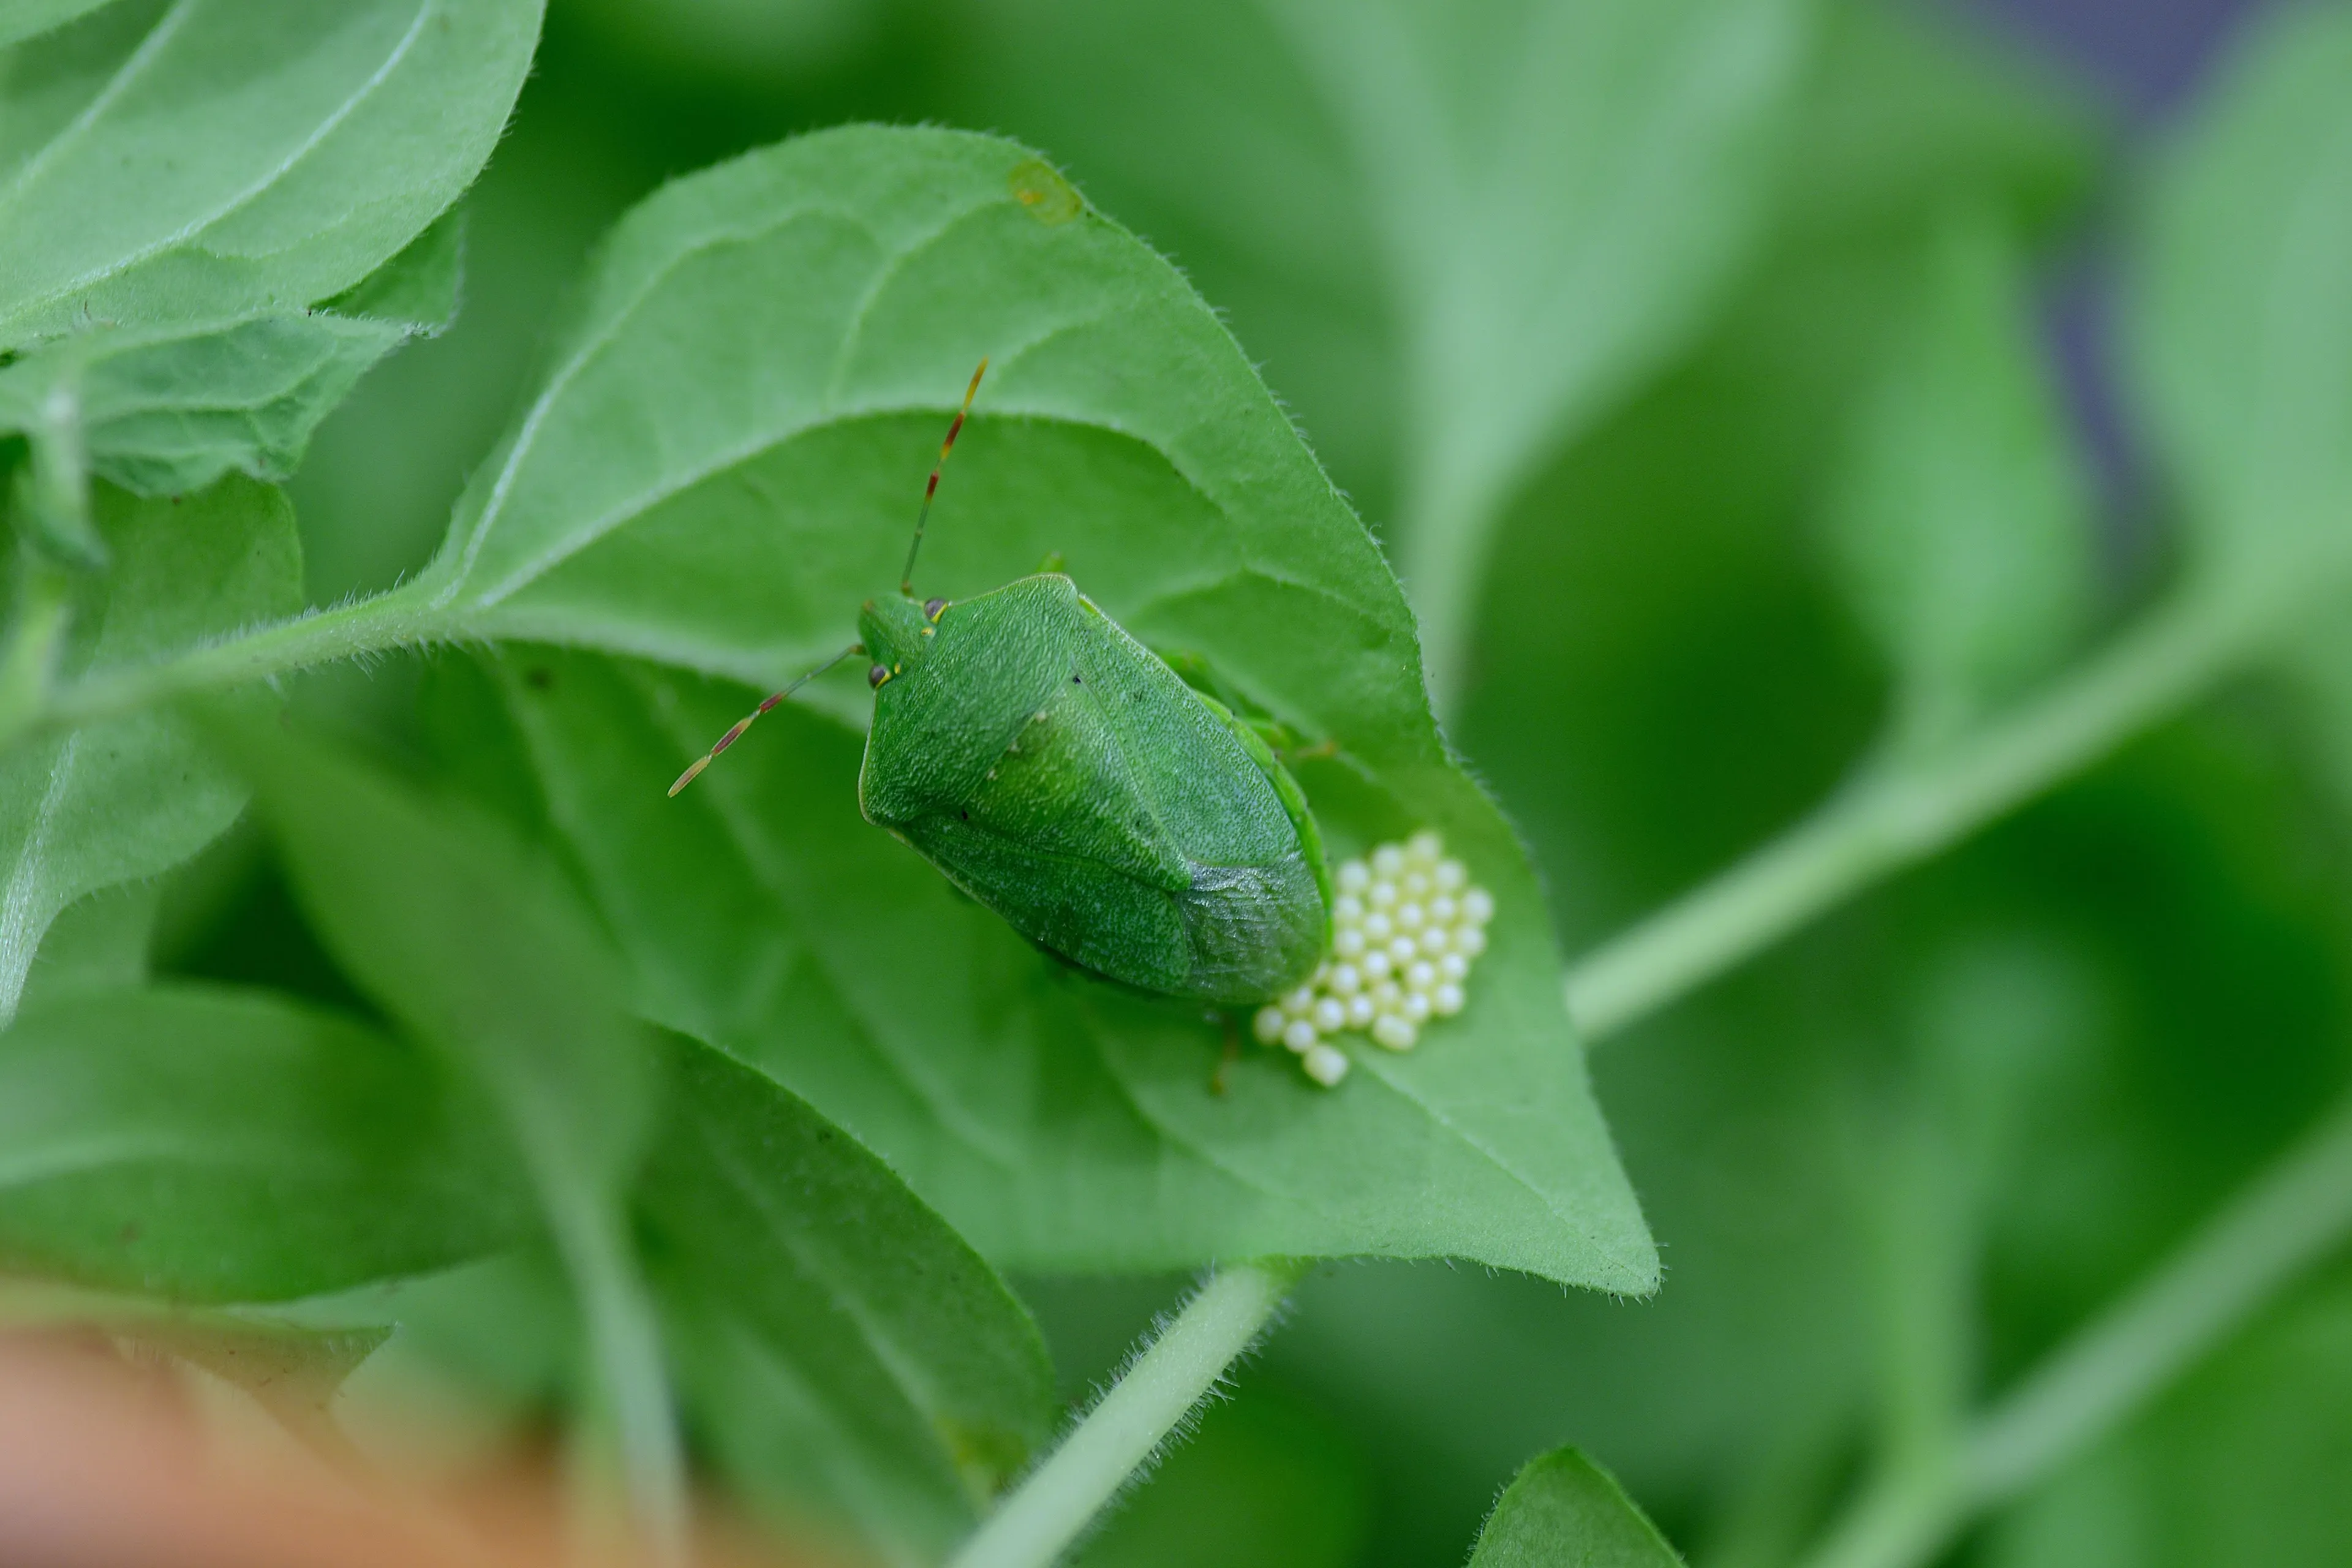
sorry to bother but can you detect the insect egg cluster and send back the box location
[1252,831,1494,1088]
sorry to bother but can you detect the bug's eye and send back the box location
[868,663,892,689]
[923,597,947,621]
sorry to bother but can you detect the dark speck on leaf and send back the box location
[525,667,554,690]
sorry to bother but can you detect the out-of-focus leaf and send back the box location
[0,1275,392,1441]
[2283,616,2352,813]
[0,985,519,1301]
[405,124,1651,1291]
[217,718,652,1204]
[0,0,539,342]
[1072,1384,1370,1568]
[643,1028,1054,1566]
[1773,0,2098,249]
[0,0,112,51]
[1989,1274,2352,1568]
[1825,205,2094,751]
[216,715,678,1510]
[1256,0,1817,702]
[2130,2,2352,601]
[0,477,300,1023]
[1461,0,2097,949]
[1468,1447,1683,1567]
[12,880,154,1014]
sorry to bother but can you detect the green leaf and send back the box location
[0,3,508,513]
[2283,616,2352,815]
[474,641,1651,1290]
[0,207,466,499]
[13,878,156,1014]
[2129,1,2352,601]
[0,476,300,1023]
[0,984,520,1301]
[1468,1447,1684,1567]
[216,716,654,1193]
[1989,1276,2352,1568]
[216,712,682,1531]
[1824,205,2094,751]
[0,312,412,497]
[319,205,465,336]
[949,0,1396,522]
[641,1027,1055,1566]
[1274,0,1817,702]
[0,0,111,51]
[0,0,540,343]
[408,124,1651,1289]
[974,0,1823,705]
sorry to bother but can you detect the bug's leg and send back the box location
[1282,737,1339,764]
[1035,551,1067,575]
[668,643,862,796]
[1211,1011,1240,1096]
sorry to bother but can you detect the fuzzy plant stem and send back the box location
[1795,1094,2352,1568]
[950,1259,1307,1568]
[0,579,457,750]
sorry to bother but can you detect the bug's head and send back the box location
[858,596,935,688]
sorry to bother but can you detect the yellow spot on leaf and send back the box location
[1008,157,1084,225]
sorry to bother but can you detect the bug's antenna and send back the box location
[900,358,989,597]
[668,643,862,796]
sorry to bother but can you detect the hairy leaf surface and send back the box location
[1468,1446,1683,1567]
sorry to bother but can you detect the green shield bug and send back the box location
[668,362,1332,1008]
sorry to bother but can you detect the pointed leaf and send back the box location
[1468,1447,1683,1567]
[475,643,1653,1291]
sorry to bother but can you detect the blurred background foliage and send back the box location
[129,0,2352,1562]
